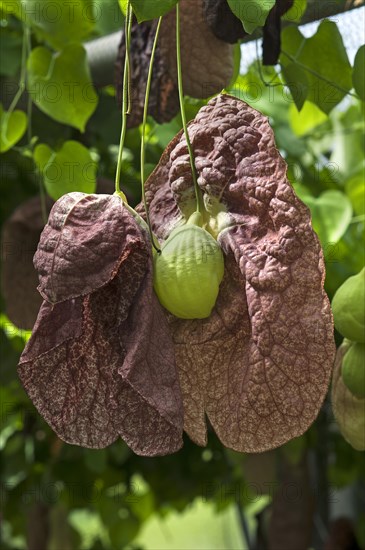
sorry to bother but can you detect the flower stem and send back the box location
[141,17,162,252]
[176,3,203,216]
[115,1,132,196]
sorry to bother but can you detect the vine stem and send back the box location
[176,3,204,216]
[6,26,28,115]
[2,22,29,148]
[115,1,132,196]
[141,17,162,252]
[350,214,365,224]
[26,23,32,130]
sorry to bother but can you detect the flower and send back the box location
[18,95,335,456]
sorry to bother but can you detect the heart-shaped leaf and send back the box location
[20,0,94,50]
[34,141,97,200]
[289,101,327,136]
[0,103,27,152]
[227,0,275,34]
[281,21,352,114]
[353,45,365,101]
[281,63,309,111]
[27,45,98,132]
[129,0,178,22]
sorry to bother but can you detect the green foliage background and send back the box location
[0,1,364,548]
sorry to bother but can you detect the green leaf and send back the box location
[27,45,98,132]
[330,104,365,178]
[129,0,178,22]
[283,0,307,23]
[0,103,27,153]
[0,0,22,19]
[94,0,124,35]
[34,140,97,200]
[227,43,242,89]
[0,31,22,76]
[10,0,95,49]
[302,190,353,245]
[227,0,275,34]
[345,172,365,216]
[118,0,128,14]
[353,45,365,101]
[289,101,327,136]
[281,62,309,110]
[281,21,352,114]
[84,449,107,474]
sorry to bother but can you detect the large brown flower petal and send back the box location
[1,179,115,330]
[115,0,234,127]
[140,94,335,452]
[34,193,141,304]
[18,203,183,456]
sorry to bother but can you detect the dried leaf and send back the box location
[203,0,248,43]
[204,0,294,65]
[141,94,335,452]
[262,0,294,65]
[115,18,178,127]
[1,196,52,330]
[115,0,234,127]
[331,341,365,451]
[18,195,183,456]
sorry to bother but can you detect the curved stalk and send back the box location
[141,18,163,252]
[176,3,204,216]
[115,2,132,196]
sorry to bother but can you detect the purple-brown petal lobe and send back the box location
[19,205,183,456]
[34,193,142,304]
[140,94,336,452]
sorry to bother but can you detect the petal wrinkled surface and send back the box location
[19,195,183,456]
[140,95,336,452]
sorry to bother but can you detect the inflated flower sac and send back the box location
[137,94,336,453]
[341,341,365,398]
[153,212,225,319]
[18,193,183,456]
[331,340,365,451]
[332,267,365,343]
